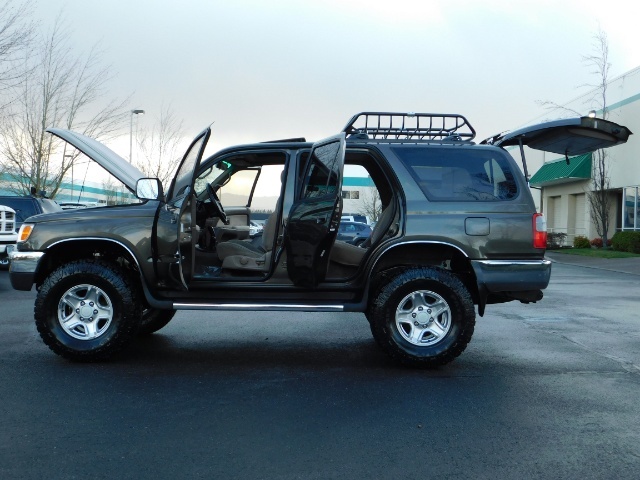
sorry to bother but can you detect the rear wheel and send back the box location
[369,267,475,367]
[35,260,142,361]
[138,309,176,335]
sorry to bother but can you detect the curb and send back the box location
[545,252,640,276]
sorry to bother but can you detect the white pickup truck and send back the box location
[0,205,18,268]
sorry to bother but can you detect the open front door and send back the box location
[164,127,211,289]
[285,134,345,287]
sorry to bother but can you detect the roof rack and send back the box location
[342,112,476,141]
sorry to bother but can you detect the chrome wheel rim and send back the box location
[395,290,452,346]
[57,284,114,340]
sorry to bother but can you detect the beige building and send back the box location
[516,66,640,244]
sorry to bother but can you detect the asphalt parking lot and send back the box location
[1,257,640,479]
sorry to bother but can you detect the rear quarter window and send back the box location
[392,146,518,202]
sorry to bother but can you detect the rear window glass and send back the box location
[393,147,518,201]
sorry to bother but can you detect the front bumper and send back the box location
[8,250,45,291]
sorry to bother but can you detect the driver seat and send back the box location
[216,210,279,272]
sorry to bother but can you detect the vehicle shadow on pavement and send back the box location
[123,333,399,371]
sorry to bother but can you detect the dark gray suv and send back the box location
[9,112,631,366]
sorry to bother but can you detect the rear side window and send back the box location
[393,147,518,201]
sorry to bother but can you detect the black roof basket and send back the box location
[342,112,476,141]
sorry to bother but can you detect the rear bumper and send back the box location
[471,259,552,293]
[8,251,44,291]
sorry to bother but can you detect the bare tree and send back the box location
[0,0,34,181]
[102,177,133,206]
[0,13,128,198]
[584,30,612,248]
[358,187,382,223]
[0,0,34,96]
[135,104,186,188]
[538,28,613,248]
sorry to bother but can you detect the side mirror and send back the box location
[136,178,164,201]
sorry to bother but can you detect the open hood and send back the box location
[482,117,632,156]
[47,128,146,192]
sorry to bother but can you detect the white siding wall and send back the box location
[523,66,640,240]
[573,193,586,238]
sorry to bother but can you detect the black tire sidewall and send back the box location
[372,268,475,366]
[138,309,176,335]
[35,261,140,360]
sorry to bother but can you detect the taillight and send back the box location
[533,213,547,249]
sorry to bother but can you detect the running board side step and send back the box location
[172,303,345,312]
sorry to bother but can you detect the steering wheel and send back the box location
[206,183,228,224]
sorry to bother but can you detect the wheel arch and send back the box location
[36,238,147,291]
[367,241,483,314]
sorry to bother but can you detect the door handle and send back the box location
[316,217,326,224]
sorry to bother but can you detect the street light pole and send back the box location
[129,109,145,163]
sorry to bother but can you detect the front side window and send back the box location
[169,130,210,202]
[393,146,518,201]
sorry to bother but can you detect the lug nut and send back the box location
[412,313,416,318]
[89,302,94,307]
[427,309,432,314]
[414,321,419,326]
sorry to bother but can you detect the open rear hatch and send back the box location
[482,116,632,178]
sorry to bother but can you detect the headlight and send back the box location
[18,223,35,242]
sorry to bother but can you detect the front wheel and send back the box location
[369,267,475,367]
[35,260,142,361]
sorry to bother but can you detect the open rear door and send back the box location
[285,134,345,287]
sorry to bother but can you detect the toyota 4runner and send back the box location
[9,112,632,366]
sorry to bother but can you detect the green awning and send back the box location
[529,153,591,187]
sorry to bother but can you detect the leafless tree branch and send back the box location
[135,104,187,188]
[0,0,35,92]
[0,12,128,198]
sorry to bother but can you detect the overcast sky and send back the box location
[34,0,640,156]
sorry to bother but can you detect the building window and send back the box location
[341,190,360,199]
[623,186,640,230]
